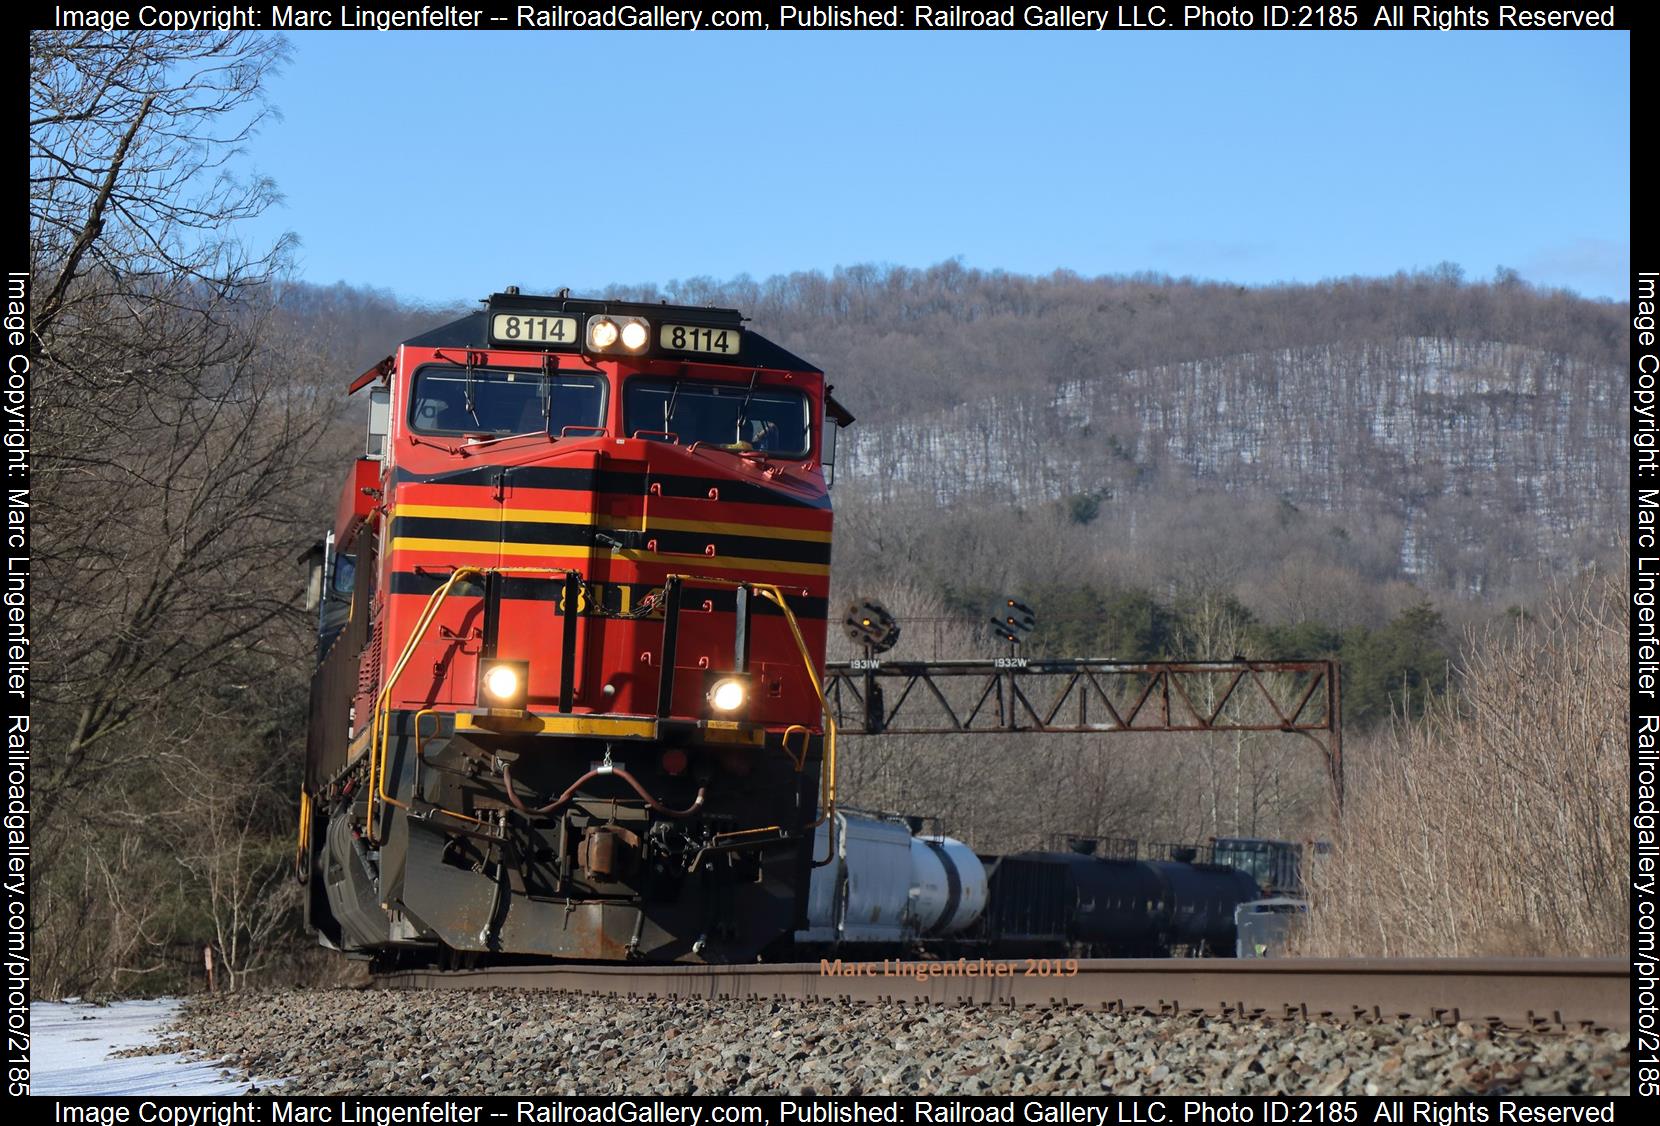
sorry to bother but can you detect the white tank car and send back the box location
[796,810,988,946]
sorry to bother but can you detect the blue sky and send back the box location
[240,31,1630,304]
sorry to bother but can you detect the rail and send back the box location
[374,957,1630,1032]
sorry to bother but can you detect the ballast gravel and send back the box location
[130,989,1629,1097]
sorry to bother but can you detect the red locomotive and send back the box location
[299,290,850,964]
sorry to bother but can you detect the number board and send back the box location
[660,323,741,356]
[489,312,578,347]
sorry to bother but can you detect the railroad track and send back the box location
[376,957,1629,1032]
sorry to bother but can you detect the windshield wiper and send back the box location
[464,357,481,429]
[733,369,760,442]
[540,356,554,434]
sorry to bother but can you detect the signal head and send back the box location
[989,596,1036,645]
[843,599,900,653]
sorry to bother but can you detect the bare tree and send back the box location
[1173,591,1257,838]
[29,32,347,995]
[32,295,336,833]
[29,32,322,829]
[160,745,303,992]
[30,31,291,338]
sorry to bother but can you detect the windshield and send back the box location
[408,364,605,437]
[1213,843,1272,886]
[624,379,810,456]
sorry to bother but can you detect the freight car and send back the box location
[794,812,1262,957]
[959,846,1259,957]
[795,810,989,948]
[298,289,852,965]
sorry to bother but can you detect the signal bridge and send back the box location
[833,598,1344,809]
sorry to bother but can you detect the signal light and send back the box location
[588,317,620,349]
[843,599,900,653]
[484,665,519,699]
[990,597,1036,645]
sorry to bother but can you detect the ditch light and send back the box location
[704,673,751,717]
[479,659,529,711]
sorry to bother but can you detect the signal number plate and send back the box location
[661,324,739,356]
[490,313,577,346]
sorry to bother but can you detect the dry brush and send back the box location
[1300,566,1628,957]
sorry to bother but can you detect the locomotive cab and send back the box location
[300,290,851,965]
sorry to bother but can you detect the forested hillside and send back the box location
[290,267,1627,618]
[597,264,1625,611]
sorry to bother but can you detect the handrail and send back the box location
[360,567,835,864]
[294,787,312,882]
[367,565,479,838]
[780,725,811,771]
[750,583,838,866]
[657,574,837,864]
[411,707,449,813]
[366,564,577,841]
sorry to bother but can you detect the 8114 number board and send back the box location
[660,324,740,356]
[489,313,577,346]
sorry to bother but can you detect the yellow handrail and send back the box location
[748,583,837,845]
[655,573,837,848]
[366,565,481,838]
[360,567,836,864]
[295,787,312,880]
[781,725,811,771]
[366,565,574,840]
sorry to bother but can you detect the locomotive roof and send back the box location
[351,293,846,417]
[401,294,822,374]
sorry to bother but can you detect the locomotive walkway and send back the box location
[375,957,1629,1031]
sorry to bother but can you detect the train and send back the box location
[296,288,1286,968]
[299,289,849,965]
[797,811,1264,958]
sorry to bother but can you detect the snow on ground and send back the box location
[31,999,278,1096]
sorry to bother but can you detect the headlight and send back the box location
[708,677,747,713]
[588,317,620,349]
[478,659,529,710]
[586,315,649,354]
